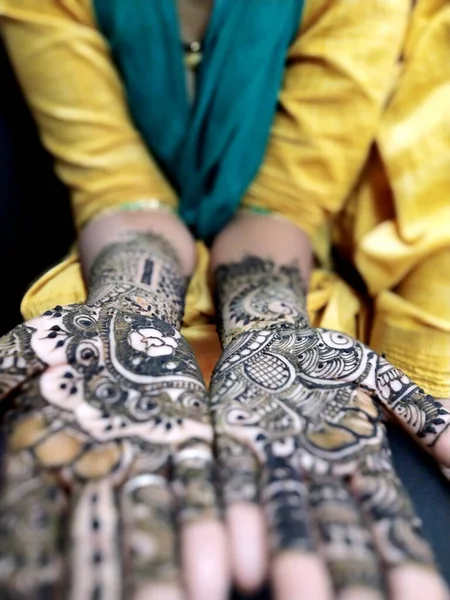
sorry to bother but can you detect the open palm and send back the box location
[0,302,217,599]
[211,322,450,597]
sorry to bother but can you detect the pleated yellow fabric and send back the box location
[334,0,450,396]
[1,0,448,394]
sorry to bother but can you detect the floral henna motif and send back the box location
[211,256,449,594]
[0,233,216,599]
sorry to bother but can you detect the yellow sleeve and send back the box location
[242,0,410,241]
[0,0,177,231]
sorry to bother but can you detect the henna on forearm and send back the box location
[213,256,309,346]
[86,232,189,329]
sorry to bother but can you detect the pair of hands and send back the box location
[0,298,449,600]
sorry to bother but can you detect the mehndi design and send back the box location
[212,256,450,594]
[0,233,216,599]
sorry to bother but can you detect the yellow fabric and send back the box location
[1,0,449,395]
[0,0,409,235]
[333,0,450,396]
[0,0,178,229]
[242,0,410,238]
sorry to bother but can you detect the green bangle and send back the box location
[112,199,177,215]
[239,205,273,216]
[84,199,178,230]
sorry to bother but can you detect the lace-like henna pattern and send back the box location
[214,255,309,345]
[0,233,216,599]
[211,256,449,594]
[87,232,188,327]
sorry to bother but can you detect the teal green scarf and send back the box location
[93,0,305,241]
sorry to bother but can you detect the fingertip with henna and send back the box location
[134,584,185,600]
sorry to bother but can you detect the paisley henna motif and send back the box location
[212,256,449,594]
[0,233,216,599]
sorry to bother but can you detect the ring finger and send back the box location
[0,451,68,597]
[262,452,332,600]
[310,476,384,600]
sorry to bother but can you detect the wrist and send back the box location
[79,210,197,278]
[210,212,313,282]
[85,232,189,329]
[86,280,182,315]
[213,256,310,346]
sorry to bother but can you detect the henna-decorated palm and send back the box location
[211,321,450,597]
[0,302,219,599]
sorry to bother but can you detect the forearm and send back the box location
[210,213,313,344]
[78,210,196,328]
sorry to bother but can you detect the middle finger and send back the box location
[262,454,333,600]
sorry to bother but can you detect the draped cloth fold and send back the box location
[93,0,305,240]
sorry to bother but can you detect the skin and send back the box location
[0,223,228,600]
[1,2,448,599]
[209,213,450,600]
[1,211,448,600]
